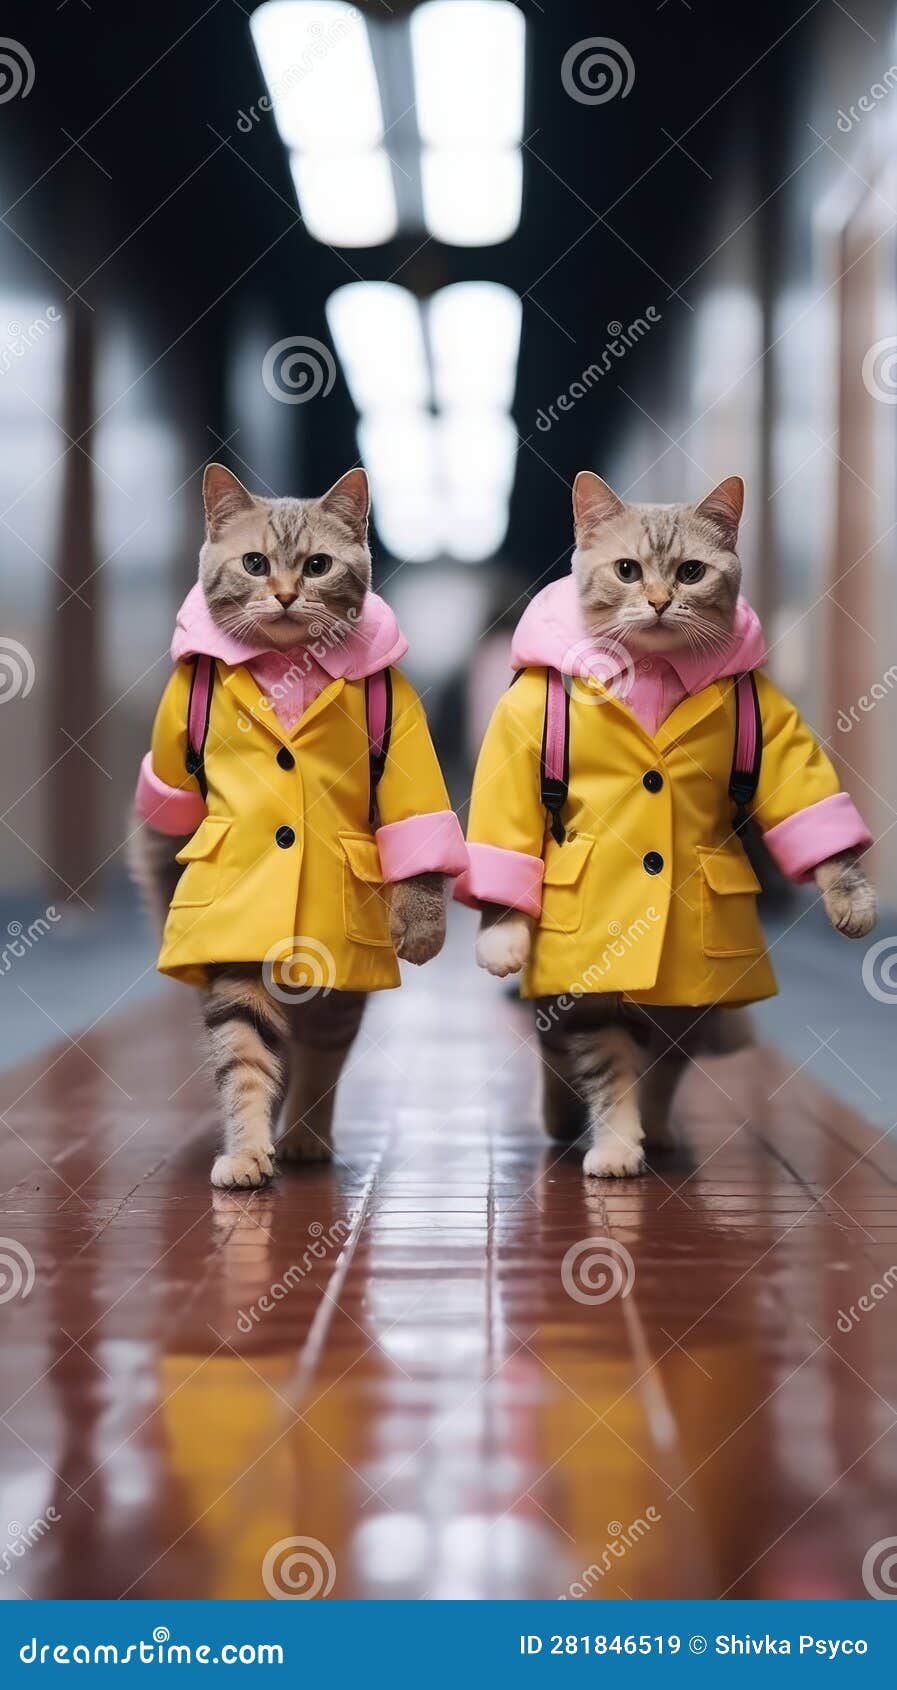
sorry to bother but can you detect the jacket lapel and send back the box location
[654,681,728,753]
[218,664,348,748]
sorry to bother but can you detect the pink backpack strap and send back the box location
[540,667,571,844]
[185,654,214,798]
[729,671,762,827]
[365,669,393,823]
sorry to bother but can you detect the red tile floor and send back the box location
[1,923,896,1600]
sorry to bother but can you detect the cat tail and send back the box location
[127,805,188,935]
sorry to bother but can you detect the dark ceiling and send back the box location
[1,0,796,580]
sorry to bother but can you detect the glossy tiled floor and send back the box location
[1,915,896,1600]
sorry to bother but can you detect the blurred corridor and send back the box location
[2,0,897,1601]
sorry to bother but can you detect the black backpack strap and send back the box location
[540,667,571,845]
[729,671,762,831]
[365,669,393,825]
[185,654,214,801]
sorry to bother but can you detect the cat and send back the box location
[131,464,449,1186]
[474,471,877,1177]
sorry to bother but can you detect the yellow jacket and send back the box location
[457,583,871,1006]
[136,586,466,989]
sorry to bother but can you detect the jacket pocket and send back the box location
[540,834,595,934]
[339,831,392,948]
[171,816,232,908]
[697,846,763,958]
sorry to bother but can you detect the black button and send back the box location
[643,851,664,875]
[643,770,663,794]
[275,826,295,849]
[276,747,295,770]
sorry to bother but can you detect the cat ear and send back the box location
[319,467,370,539]
[694,476,744,544]
[202,464,256,535]
[572,471,625,536]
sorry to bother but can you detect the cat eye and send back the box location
[615,559,643,582]
[242,552,269,577]
[304,553,333,578]
[677,560,706,583]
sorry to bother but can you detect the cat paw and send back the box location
[582,1142,646,1179]
[822,879,877,938]
[278,1126,333,1163]
[211,1145,276,1188]
[392,912,446,965]
[476,917,532,977]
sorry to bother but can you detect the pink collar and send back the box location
[170,582,408,681]
[510,574,767,694]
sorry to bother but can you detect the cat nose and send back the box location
[274,590,298,608]
[649,596,671,616]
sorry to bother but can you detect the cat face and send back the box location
[571,472,744,657]
[199,464,371,651]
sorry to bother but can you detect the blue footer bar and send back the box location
[1,1601,895,1681]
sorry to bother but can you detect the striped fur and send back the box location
[570,1026,648,1178]
[204,966,289,1188]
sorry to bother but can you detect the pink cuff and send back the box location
[763,791,872,883]
[376,811,468,883]
[135,752,208,837]
[454,842,544,917]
